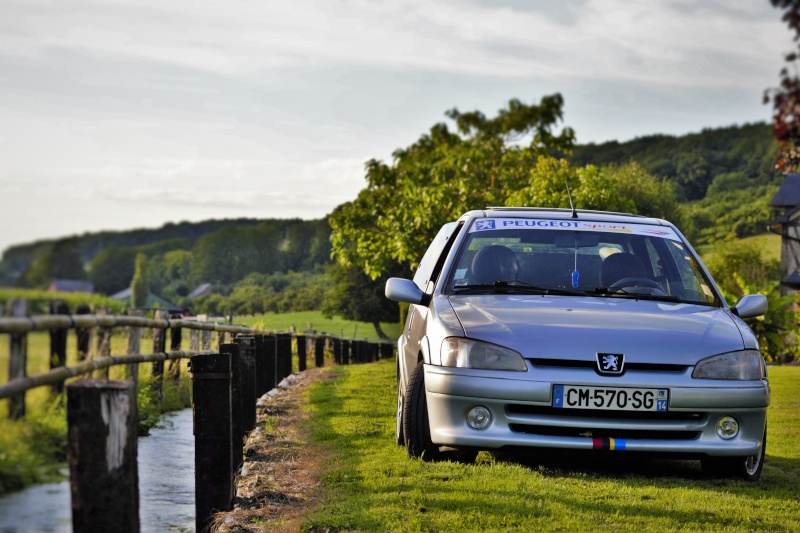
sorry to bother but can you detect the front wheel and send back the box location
[702,427,766,482]
[403,361,444,461]
[402,361,478,463]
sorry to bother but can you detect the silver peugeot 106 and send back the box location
[386,208,769,481]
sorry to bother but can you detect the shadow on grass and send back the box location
[491,448,705,481]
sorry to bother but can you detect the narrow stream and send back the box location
[0,408,196,533]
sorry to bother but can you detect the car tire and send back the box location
[403,360,445,461]
[395,370,405,447]
[702,427,766,482]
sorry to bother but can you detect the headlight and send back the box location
[441,338,527,371]
[692,350,766,380]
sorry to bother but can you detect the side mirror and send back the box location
[731,294,768,319]
[385,278,424,305]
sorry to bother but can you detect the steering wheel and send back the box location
[609,277,668,297]
[609,277,660,289]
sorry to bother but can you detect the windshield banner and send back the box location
[470,218,681,241]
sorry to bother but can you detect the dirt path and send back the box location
[212,367,334,532]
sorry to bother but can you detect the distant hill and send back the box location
[0,218,330,288]
[569,122,779,201]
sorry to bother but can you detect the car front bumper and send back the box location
[424,364,769,457]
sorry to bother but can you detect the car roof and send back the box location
[461,207,669,227]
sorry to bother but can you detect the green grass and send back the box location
[302,359,800,532]
[236,310,402,341]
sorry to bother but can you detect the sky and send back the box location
[0,0,794,255]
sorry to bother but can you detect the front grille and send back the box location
[506,404,703,422]
[529,358,689,375]
[506,404,704,441]
[509,424,700,441]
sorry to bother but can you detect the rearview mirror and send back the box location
[554,232,600,248]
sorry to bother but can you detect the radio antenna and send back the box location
[565,181,578,218]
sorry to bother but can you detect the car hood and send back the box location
[447,295,745,364]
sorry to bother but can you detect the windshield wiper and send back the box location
[592,287,681,303]
[453,280,586,296]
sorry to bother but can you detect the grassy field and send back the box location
[696,232,781,262]
[302,359,800,532]
[236,310,402,341]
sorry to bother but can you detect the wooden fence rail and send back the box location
[0,299,396,532]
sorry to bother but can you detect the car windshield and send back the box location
[445,217,721,306]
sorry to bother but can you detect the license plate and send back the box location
[552,385,668,412]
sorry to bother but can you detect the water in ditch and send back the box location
[0,407,195,533]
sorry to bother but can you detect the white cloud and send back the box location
[0,0,793,252]
[2,0,789,86]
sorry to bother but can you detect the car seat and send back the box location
[599,252,647,287]
[471,245,519,284]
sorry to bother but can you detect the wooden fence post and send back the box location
[49,300,69,397]
[96,308,111,379]
[333,338,342,365]
[263,334,277,392]
[168,313,182,380]
[342,339,350,365]
[381,342,394,360]
[296,334,307,372]
[7,299,28,419]
[221,343,244,475]
[190,352,233,532]
[315,336,325,368]
[67,379,139,533]
[190,328,200,353]
[276,333,292,382]
[253,335,266,397]
[151,310,167,401]
[126,309,143,384]
[234,336,257,433]
[75,303,92,361]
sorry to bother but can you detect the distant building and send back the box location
[187,283,213,298]
[769,172,800,294]
[48,279,94,293]
[109,287,182,312]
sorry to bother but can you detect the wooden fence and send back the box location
[0,299,394,532]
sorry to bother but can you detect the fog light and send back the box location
[466,406,492,430]
[716,416,739,440]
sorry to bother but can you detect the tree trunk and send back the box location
[373,321,388,340]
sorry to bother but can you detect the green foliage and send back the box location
[130,253,150,308]
[192,271,329,317]
[703,242,797,363]
[89,247,137,295]
[321,262,407,337]
[0,396,67,494]
[505,158,681,221]
[330,95,575,279]
[15,239,87,289]
[569,123,779,201]
[0,288,126,315]
[682,185,779,245]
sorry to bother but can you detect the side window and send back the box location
[664,240,716,303]
[413,222,459,292]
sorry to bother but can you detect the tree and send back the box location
[321,262,408,339]
[505,158,682,222]
[16,239,86,288]
[89,248,136,295]
[329,95,575,279]
[767,0,800,172]
[130,253,150,308]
